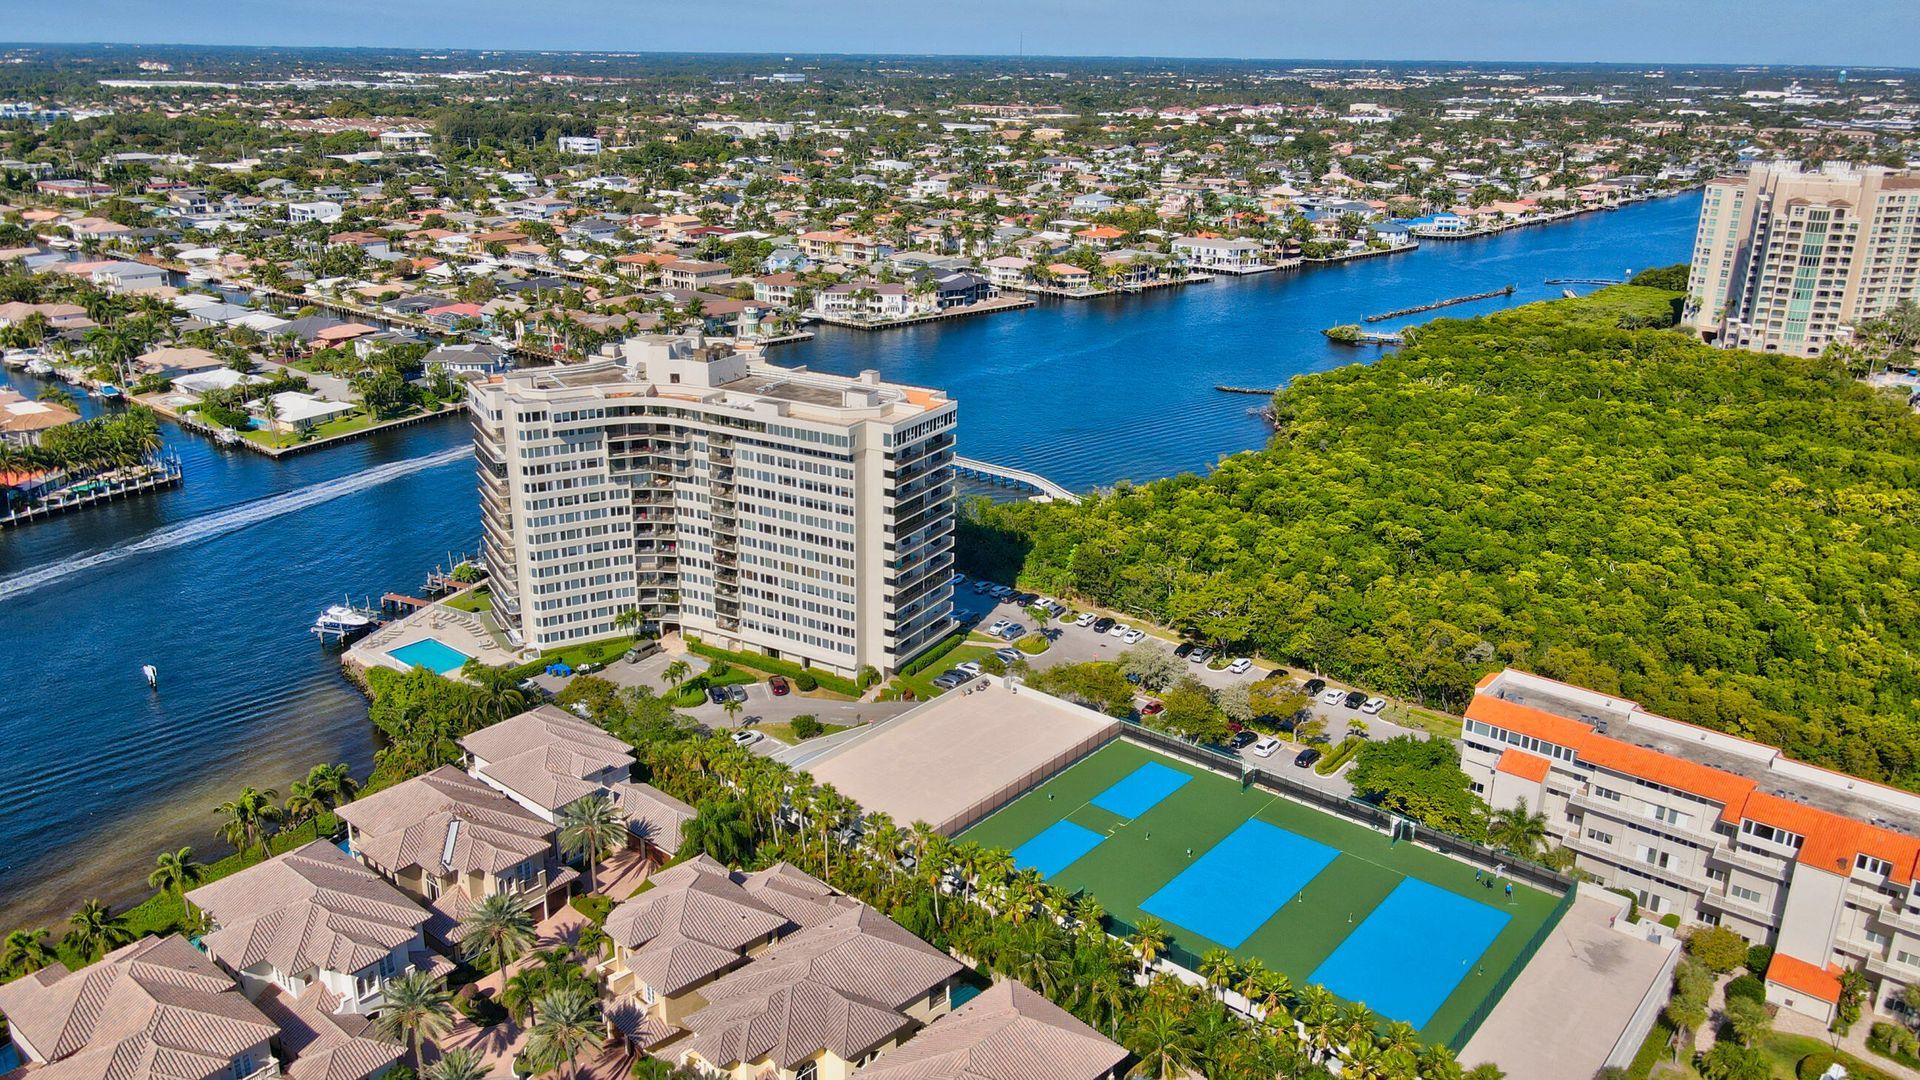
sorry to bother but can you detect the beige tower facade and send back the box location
[1685,162,1920,355]
[470,335,956,677]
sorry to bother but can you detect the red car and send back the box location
[768,676,791,696]
[1141,700,1164,716]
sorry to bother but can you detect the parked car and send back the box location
[986,618,1011,636]
[1075,612,1097,628]
[1361,696,1387,715]
[995,623,1026,640]
[1342,690,1367,710]
[768,676,790,697]
[973,581,993,594]
[1228,730,1258,750]
[727,685,749,704]
[1253,736,1283,758]
[1228,657,1253,674]
[931,670,969,690]
[1121,628,1145,644]
[992,647,1021,665]
[1320,688,1344,706]
[1294,747,1323,768]
[1092,617,1116,634]
[1141,699,1165,716]
[731,730,764,747]
[1189,647,1212,665]
[957,661,983,677]
[1303,678,1326,696]
[1173,642,1197,659]
[706,686,730,705]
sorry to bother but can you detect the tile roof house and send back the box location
[460,705,695,859]
[0,935,280,1080]
[335,766,579,946]
[668,901,967,1080]
[186,841,452,1017]
[850,979,1126,1080]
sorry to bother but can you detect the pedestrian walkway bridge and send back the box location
[951,456,1081,503]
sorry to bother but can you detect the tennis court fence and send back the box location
[936,718,1121,836]
[1448,879,1578,1051]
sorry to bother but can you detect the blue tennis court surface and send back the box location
[1090,762,1191,818]
[1140,821,1338,947]
[1011,821,1107,879]
[1309,878,1511,1028]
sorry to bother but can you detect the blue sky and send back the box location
[7,0,1915,67]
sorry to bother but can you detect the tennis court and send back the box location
[960,739,1563,1046]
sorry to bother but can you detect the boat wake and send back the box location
[0,445,475,603]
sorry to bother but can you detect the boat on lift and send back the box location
[23,357,54,376]
[311,601,382,643]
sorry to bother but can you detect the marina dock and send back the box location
[0,459,184,528]
[1363,285,1515,323]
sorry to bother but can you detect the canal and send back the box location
[0,192,1701,929]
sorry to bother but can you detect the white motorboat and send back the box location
[311,603,382,642]
[23,357,54,375]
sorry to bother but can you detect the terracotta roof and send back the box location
[852,980,1127,1080]
[336,766,552,879]
[616,782,695,855]
[0,935,278,1080]
[253,983,404,1080]
[1765,953,1843,1003]
[461,705,635,813]
[187,840,430,984]
[603,856,790,995]
[1494,748,1551,783]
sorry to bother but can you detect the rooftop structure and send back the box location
[849,978,1126,1080]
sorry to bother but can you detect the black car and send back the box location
[1228,730,1258,750]
[1270,713,1298,734]
[1294,747,1323,768]
[706,686,730,705]
[1091,617,1116,634]
[1342,690,1368,710]
[1173,642,1197,659]
[1303,678,1326,696]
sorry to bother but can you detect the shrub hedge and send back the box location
[683,637,859,696]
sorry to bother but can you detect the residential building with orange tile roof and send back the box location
[1464,668,1920,1022]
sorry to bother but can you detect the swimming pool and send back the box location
[386,637,473,675]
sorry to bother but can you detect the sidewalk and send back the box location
[1773,1008,1920,1080]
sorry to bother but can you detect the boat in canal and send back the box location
[310,602,383,643]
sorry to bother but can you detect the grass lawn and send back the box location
[1389,705,1465,740]
[1757,1031,1901,1079]
[1015,633,1050,655]
[893,643,998,700]
[959,739,1563,1048]
[758,718,850,745]
[511,635,635,677]
[443,585,492,613]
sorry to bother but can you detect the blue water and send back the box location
[1141,820,1339,948]
[1090,761,1192,818]
[1010,820,1108,879]
[0,193,1699,928]
[386,637,473,675]
[1309,878,1512,1030]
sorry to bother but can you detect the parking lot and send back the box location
[953,574,1438,793]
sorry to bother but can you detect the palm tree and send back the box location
[65,899,132,962]
[659,659,691,688]
[1129,916,1168,978]
[1200,947,1238,1002]
[999,921,1067,996]
[147,846,207,896]
[284,780,326,834]
[1488,798,1549,860]
[680,799,755,866]
[459,891,536,974]
[558,793,626,894]
[721,696,743,726]
[524,985,604,1080]
[423,1047,491,1080]
[1125,1001,1200,1079]
[374,970,456,1070]
[214,786,284,862]
[0,927,55,977]
[306,762,361,812]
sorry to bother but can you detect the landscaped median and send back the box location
[1313,734,1366,776]
[682,636,862,697]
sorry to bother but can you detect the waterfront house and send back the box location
[0,387,78,446]
[816,282,912,320]
[850,979,1127,1080]
[1171,235,1268,271]
[259,391,356,433]
[134,345,225,379]
[984,255,1034,289]
[186,840,450,1018]
[659,259,732,292]
[460,704,695,861]
[1042,263,1094,291]
[0,935,280,1080]
[424,342,513,377]
[752,272,804,306]
[335,765,580,947]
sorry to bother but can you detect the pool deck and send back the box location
[345,601,523,677]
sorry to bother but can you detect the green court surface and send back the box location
[959,739,1562,1047]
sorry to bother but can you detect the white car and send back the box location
[1121,628,1145,644]
[1075,612,1097,628]
[1108,623,1130,639]
[985,618,1011,636]
[1251,736,1282,758]
[731,730,764,747]
[1321,688,1345,706]
[957,661,983,677]
[1227,657,1253,674]
[1361,697,1388,715]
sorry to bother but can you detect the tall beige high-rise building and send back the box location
[470,335,957,677]
[1685,161,1920,355]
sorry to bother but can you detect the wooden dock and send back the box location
[0,459,183,528]
[816,294,1035,331]
[1363,285,1514,323]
